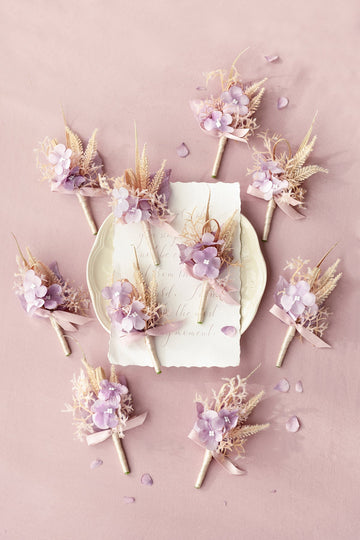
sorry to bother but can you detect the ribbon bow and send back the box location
[188,429,245,476]
[247,185,305,221]
[86,412,148,446]
[36,307,92,332]
[270,304,330,348]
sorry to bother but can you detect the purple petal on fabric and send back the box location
[274,378,290,393]
[123,496,135,504]
[176,143,189,158]
[277,97,289,110]
[265,55,279,63]
[196,86,206,91]
[295,381,303,393]
[286,416,300,432]
[270,489,277,494]
[221,326,237,337]
[141,473,153,486]
[90,459,103,469]
[196,402,204,416]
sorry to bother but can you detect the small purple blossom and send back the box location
[43,284,63,310]
[194,408,225,451]
[203,110,233,134]
[278,278,318,320]
[218,409,238,432]
[113,189,152,223]
[113,187,130,216]
[23,269,47,313]
[92,399,119,430]
[102,281,133,309]
[221,85,250,115]
[98,379,128,406]
[252,159,287,201]
[62,166,86,191]
[121,301,149,333]
[48,144,72,178]
[193,246,221,279]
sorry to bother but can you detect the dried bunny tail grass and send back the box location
[218,211,238,266]
[132,248,164,327]
[110,364,119,384]
[314,271,342,306]
[238,390,265,423]
[81,356,100,395]
[218,422,269,457]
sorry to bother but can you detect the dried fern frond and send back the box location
[81,128,98,173]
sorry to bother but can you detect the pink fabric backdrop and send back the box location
[1,1,359,539]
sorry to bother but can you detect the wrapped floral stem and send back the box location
[191,52,266,177]
[177,193,239,323]
[247,118,328,241]
[64,357,147,474]
[13,238,90,356]
[36,120,105,235]
[271,249,342,367]
[101,130,174,266]
[102,248,182,374]
[189,374,269,488]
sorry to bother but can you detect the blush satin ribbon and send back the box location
[35,308,92,332]
[270,304,330,348]
[188,429,245,476]
[116,321,184,344]
[86,412,148,446]
[247,185,305,220]
[184,265,239,305]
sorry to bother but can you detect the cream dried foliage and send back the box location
[132,250,164,329]
[196,375,269,458]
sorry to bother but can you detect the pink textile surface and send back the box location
[1,1,359,539]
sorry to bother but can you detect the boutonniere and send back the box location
[102,249,182,374]
[36,116,104,234]
[14,237,90,355]
[177,193,239,323]
[247,117,327,241]
[271,247,342,367]
[191,52,266,177]
[102,130,174,266]
[65,357,147,474]
[189,373,269,488]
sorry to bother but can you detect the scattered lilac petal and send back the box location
[176,143,190,158]
[224,500,228,506]
[274,378,290,393]
[265,55,279,63]
[270,489,277,494]
[90,459,103,470]
[196,86,206,91]
[277,97,289,110]
[141,473,153,486]
[295,380,303,393]
[221,326,237,337]
[123,496,135,504]
[286,416,300,432]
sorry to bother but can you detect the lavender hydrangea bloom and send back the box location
[62,166,86,191]
[43,284,63,310]
[279,279,318,320]
[48,144,72,178]
[113,189,151,223]
[102,281,133,308]
[203,110,233,133]
[195,408,225,451]
[193,246,221,279]
[92,400,119,430]
[121,301,149,333]
[23,270,47,313]
[113,187,130,216]
[252,159,287,201]
[177,244,195,264]
[218,409,238,432]
[221,85,250,115]
[98,379,128,406]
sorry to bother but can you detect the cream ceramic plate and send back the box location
[87,214,266,335]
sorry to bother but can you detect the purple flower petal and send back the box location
[265,55,279,63]
[274,378,290,393]
[90,459,103,469]
[123,496,135,504]
[176,143,190,158]
[295,381,303,393]
[221,326,237,337]
[141,473,153,486]
[286,416,300,432]
[196,86,206,91]
[277,97,289,110]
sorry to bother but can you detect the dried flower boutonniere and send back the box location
[36,117,104,234]
[177,194,239,324]
[191,51,266,177]
[247,117,328,241]
[102,249,182,374]
[271,247,342,367]
[101,131,174,266]
[13,237,90,356]
[189,373,269,488]
[65,357,147,474]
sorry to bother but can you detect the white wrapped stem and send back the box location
[49,315,71,356]
[144,334,162,374]
[112,431,130,474]
[76,192,97,235]
[142,221,159,266]
[276,325,296,367]
[197,281,211,324]
[195,449,213,489]
[262,198,276,242]
[211,135,227,178]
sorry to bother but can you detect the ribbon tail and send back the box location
[209,280,239,305]
[145,321,183,337]
[86,429,112,446]
[270,304,330,348]
[276,199,305,220]
[212,453,246,476]
[123,412,148,432]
